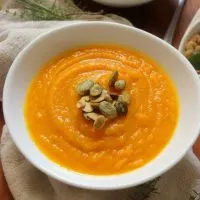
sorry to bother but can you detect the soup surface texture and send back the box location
[24,46,178,175]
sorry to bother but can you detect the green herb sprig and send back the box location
[18,0,83,20]
[5,0,101,20]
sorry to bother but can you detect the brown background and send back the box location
[0,0,200,199]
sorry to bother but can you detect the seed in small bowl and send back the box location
[90,84,102,97]
[99,101,117,118]
[114,80,126,90]
[77,80,94,96]
[184,33,200,58]
[191,34,200,43]
[195,45,200,52]
[185,40,196,51]
[185,49,194,58]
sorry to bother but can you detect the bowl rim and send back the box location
[179,20,200,53]
[3,21,200,190]
[92,0,154,7]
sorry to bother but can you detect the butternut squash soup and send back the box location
[24,46,178,175]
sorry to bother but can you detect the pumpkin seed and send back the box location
[82,103,93,113]
[83,112,99,121]
[91,90,112,103]
[76,96,90,108]
[110,92,119,100]
[118,91,131,105]
[104,92,113,102]
[77,77,131,125]
[90,84,102,97]
[112,101,117,109]
[94,115,107,129]
[90,102,100,109]
[114,80,126,90]
[77,80,94,96]
[99,101,117,118]
[82,96,90,102]
[115,101,128,115]
[91,93,105,103]
[76,102,83,109]
[108,71,118,87]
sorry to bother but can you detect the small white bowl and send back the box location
[3,22,200,190]
[92,0,154,7]
[179,20,200,53]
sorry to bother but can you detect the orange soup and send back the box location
[24,46,178,175]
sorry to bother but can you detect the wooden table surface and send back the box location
[0,0,200,199]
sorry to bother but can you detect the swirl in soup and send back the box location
[24,46,178,175]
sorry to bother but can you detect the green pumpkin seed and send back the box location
[83,113,107,129]
[104,93,113,102]
[112,100,117,106]
[99,101,117,118]
[109,71,118,87]
[82,103,93,113]
[76,96,90,108]
[76,102,84,109]
[90,102,100,109]
[77,80,94,96]
[118,91,131,105]
[83,112,99,121]
[91,90,112,103]
[115,101,128,115]
[110,92,119,100]
[114,80,126,90]
[77,77,131,126]
[94,115,107,129]
[90,84,102,97]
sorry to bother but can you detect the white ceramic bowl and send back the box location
[92,0,154,7]
[3,22,200,190]
[179,20,200,53]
